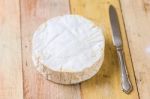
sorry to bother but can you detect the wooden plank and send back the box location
[0,0,23,99]
[70,0,139,99]
[20,0,81,99]
[120,0,150,98]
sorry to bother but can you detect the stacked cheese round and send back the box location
[32,15,105,84]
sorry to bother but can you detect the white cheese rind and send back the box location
[32,15,104,73]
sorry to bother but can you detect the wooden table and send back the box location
[0,0,150,99]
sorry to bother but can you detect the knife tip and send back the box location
[109,5,115,12]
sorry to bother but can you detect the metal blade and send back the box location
[109,5,122,47]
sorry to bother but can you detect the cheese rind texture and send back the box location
[32,15,104,73]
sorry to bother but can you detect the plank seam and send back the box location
[68,0,72,14]
[19,0,25,98]
[119,0,140,98]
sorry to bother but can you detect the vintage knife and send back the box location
[109,5,132,94]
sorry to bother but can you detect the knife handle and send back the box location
[117,47,132,94]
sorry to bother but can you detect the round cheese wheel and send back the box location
[32,15,105,84]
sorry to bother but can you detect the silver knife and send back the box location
[109,5,132,94]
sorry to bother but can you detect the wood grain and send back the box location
[120,0,150,98]
[20,0,81,99]
[70,0,139,99]
[0,0,23,99]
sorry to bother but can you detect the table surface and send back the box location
[0,0,150,99]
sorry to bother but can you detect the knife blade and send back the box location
[109,5,122,47]
[109,5,132,94]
